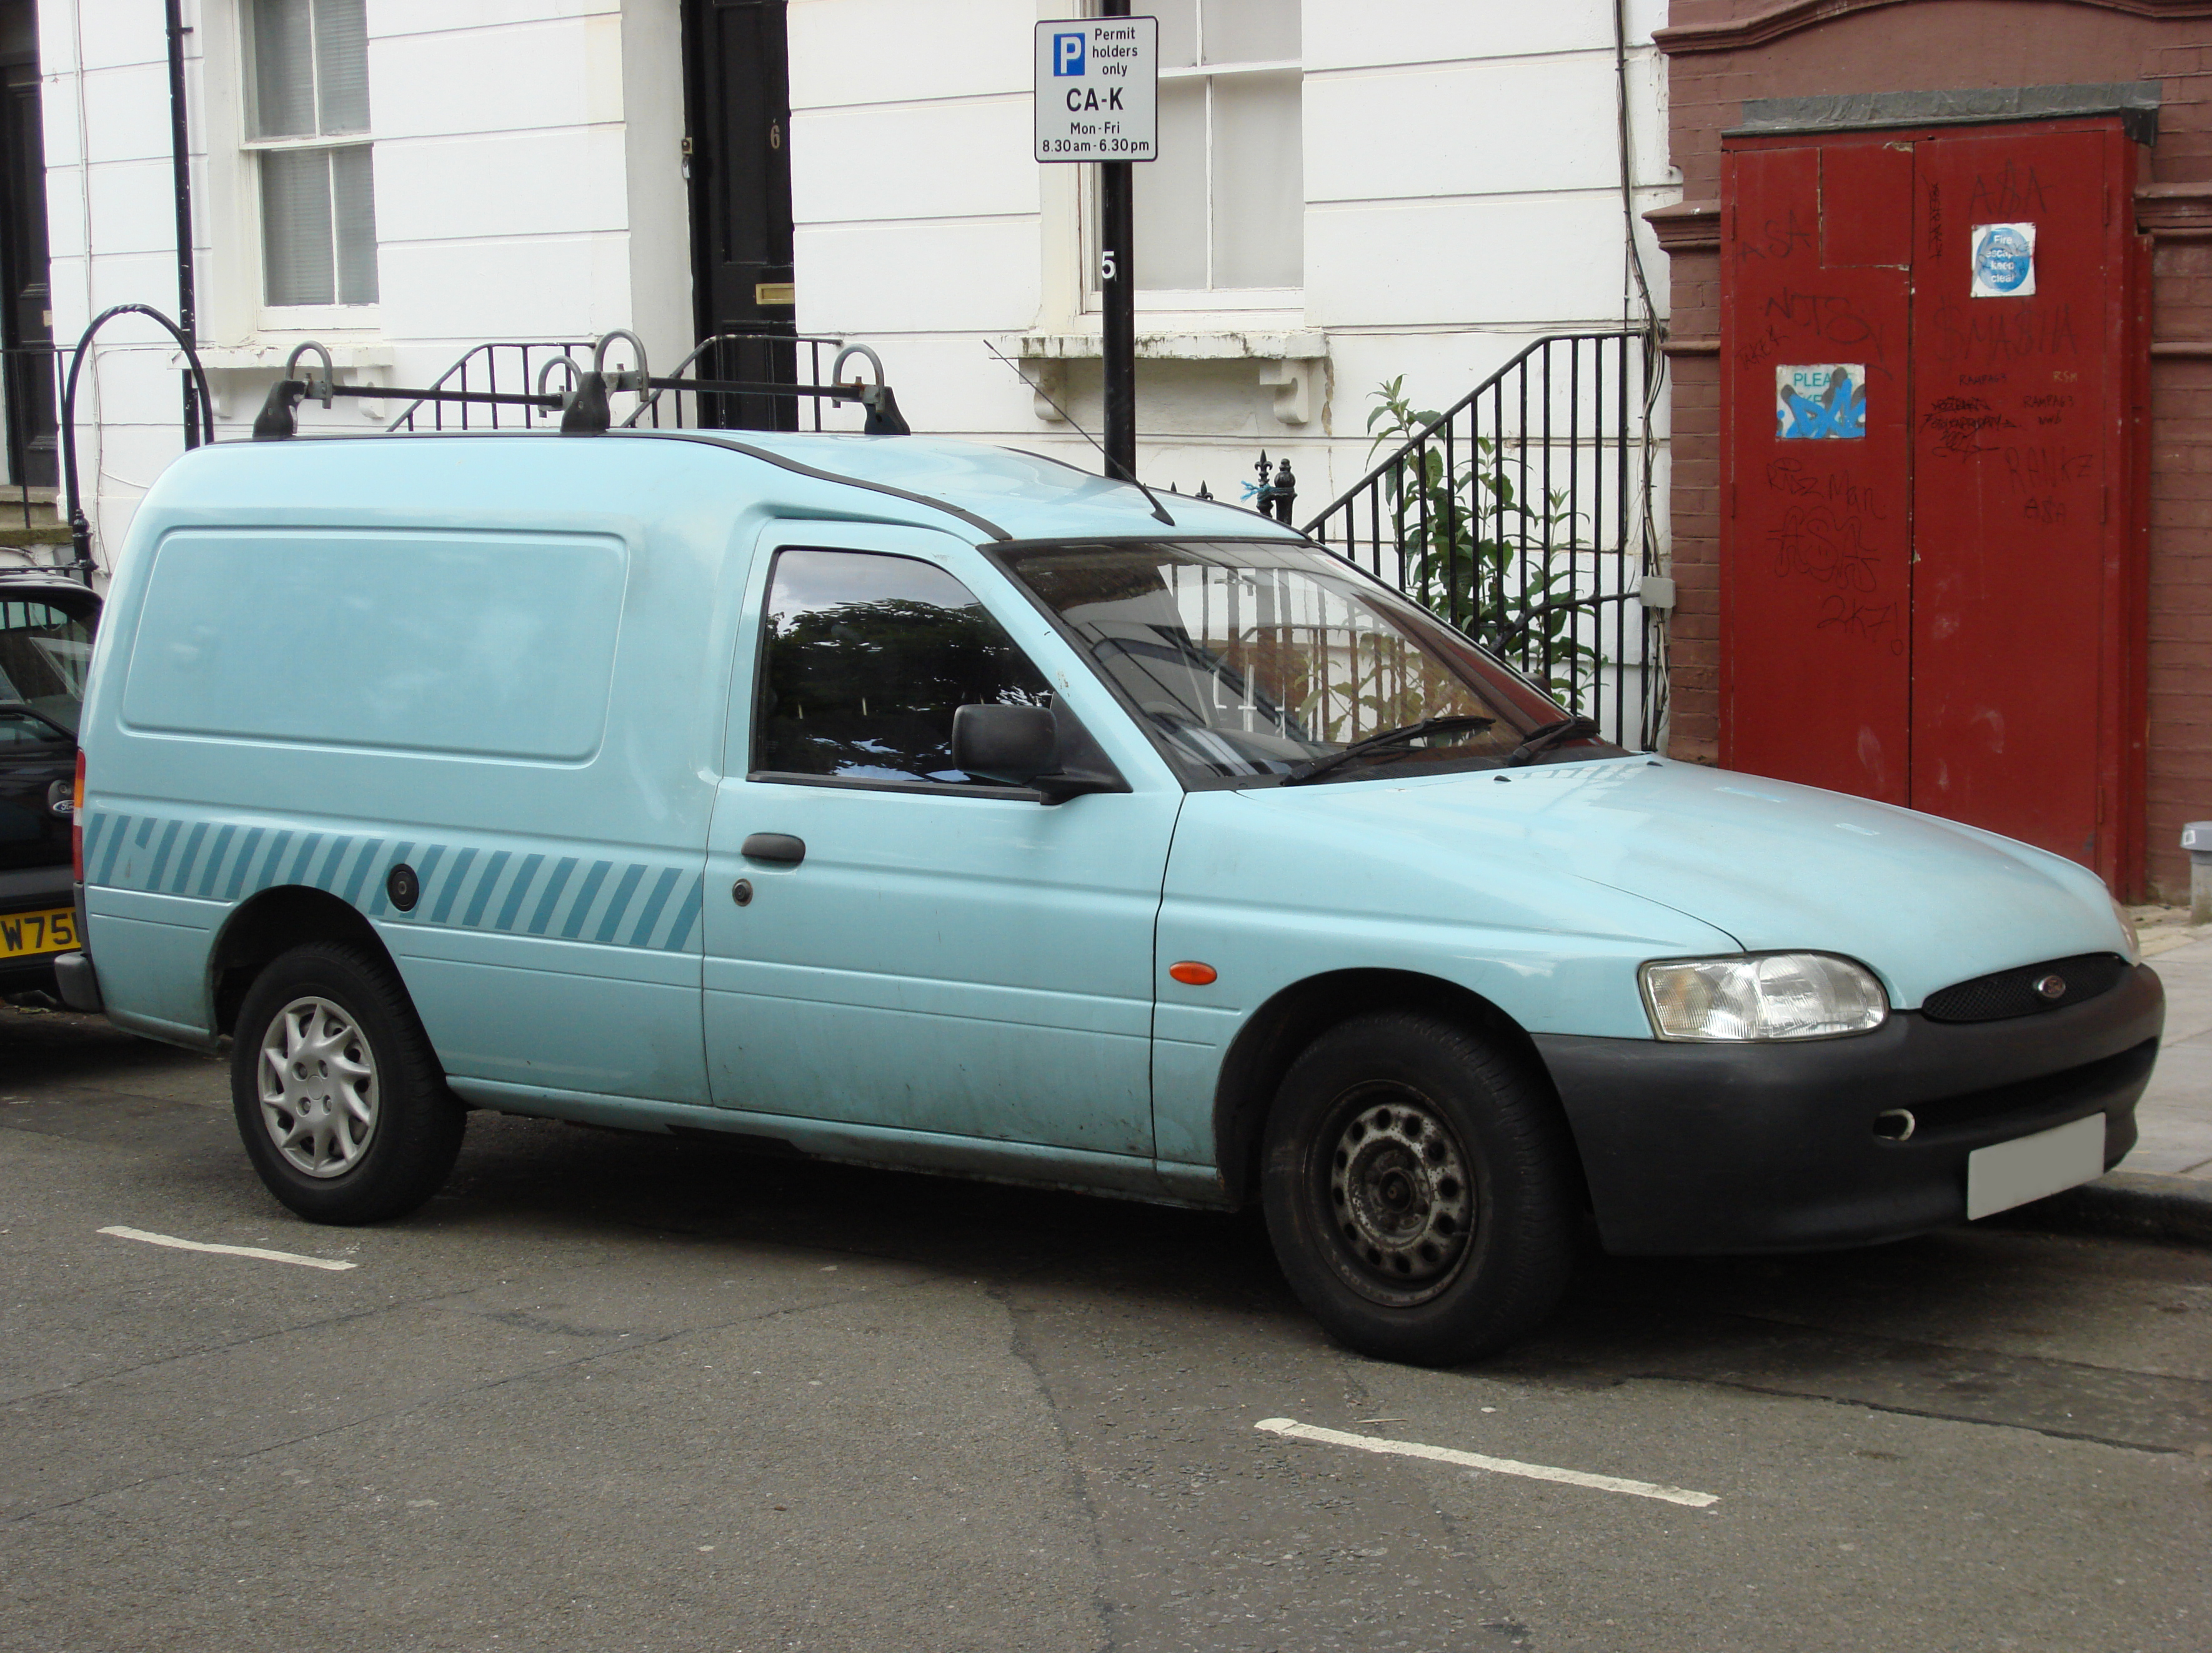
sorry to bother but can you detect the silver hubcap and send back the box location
[259,996,379,1178]
[1325,1091,1474,1304]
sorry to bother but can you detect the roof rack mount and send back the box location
[252,333,910,440]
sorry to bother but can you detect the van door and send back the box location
[701,534,1178,1159]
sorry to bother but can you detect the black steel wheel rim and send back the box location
[1312,1082,1477,1308]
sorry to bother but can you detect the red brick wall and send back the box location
[1654,0,2212,898]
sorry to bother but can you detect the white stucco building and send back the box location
[12,0,1672,567]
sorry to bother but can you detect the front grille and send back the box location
[1922,952,2129,1024]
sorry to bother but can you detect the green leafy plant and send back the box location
[1365,377,1603,703]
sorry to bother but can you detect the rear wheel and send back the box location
[1261,1011,1576,1364]
[231,941,464,1224]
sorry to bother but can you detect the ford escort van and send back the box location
[61,420,2161,1364]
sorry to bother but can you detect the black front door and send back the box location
[0,0,52,487]
[681,0,797,431]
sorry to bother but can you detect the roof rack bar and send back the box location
[256,332,912,439]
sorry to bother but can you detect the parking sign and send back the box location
[1034,16,1158,162]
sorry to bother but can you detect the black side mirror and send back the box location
[952,703,1058,785]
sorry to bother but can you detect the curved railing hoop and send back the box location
[59,302,214,582]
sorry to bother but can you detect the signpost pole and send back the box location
[1098,0,1135,482]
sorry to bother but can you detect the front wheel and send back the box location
[1261,1011,1577,1365]
[231,941,464,1224]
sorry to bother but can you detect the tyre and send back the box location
[1260,1010,1577,1365]
[230,941,465,1224]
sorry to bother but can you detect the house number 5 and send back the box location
[1100,248,1118,284]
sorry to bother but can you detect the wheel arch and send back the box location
[207,885,401,1037]
[1210,968,1572,1209]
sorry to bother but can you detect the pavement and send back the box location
[2122,923,2212,1182]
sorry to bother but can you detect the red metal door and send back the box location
[1908,128,2136,872]
[1718,120,2146,888]
[1721,140,1916,803]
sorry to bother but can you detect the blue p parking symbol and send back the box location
[1054,32,1085,76]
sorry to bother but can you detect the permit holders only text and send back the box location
[1035,16,1158,162]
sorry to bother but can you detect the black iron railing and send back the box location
[1302,331,1662,751]
[624,330,847,432]
[386,340,593,432]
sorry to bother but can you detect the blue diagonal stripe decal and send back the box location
[340,838,382,906]
[560,861,613,940]
[627,866,681,947]
[95,813,129,885]
[172,822,209,893]
[462,850,510,928]
[594,863,647,945]
[199,824,236,897]
[429,847,476,924]
[314,835,352,890]
[225,827,264,899]
[530,857,577,935]
[497,853,544,932]
[144,820,182,893]
[284,833,321,885]
[660,873,704,952]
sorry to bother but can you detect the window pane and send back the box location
[331,144,379,303]
[249,0,316,138]
[1210,70,1302,288]
[1202,0,1298,64]
[1152,0,1197,67]
[262,148,334,305]
[314,0,370,134]
[757,550,1050,783]
[1132,77,1207,289]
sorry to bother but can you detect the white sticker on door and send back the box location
[1970,222,2036,298]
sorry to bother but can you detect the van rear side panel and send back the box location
[80,435,761,1105]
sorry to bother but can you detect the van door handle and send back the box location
[740,833,805,865]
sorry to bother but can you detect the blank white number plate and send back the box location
[1966,1114,2106,1221]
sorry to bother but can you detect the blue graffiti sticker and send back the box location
[1775,364,1866,441]
[1970,222,2036,298]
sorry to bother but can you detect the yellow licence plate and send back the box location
[0,908,75,960]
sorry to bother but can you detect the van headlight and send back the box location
[1640,953,1889,1041]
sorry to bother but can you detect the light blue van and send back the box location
[61,421,2161,1364]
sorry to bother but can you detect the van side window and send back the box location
[755,549,1052,784]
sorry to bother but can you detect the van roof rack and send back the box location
[251,330,910,440]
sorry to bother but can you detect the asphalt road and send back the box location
[2,1003,2208,1653]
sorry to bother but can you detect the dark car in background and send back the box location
[1,570,97,1000]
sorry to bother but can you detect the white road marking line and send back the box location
[98,1226,357,1271]
[1255,1417,1719,1509]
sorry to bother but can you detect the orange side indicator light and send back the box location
[1168,961,1218,986]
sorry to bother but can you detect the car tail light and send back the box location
[71,748,84,881]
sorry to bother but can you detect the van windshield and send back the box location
[998,540,1617,785]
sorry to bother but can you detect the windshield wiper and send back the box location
[1504,715,1600,767]
[1280,715,1496,787]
